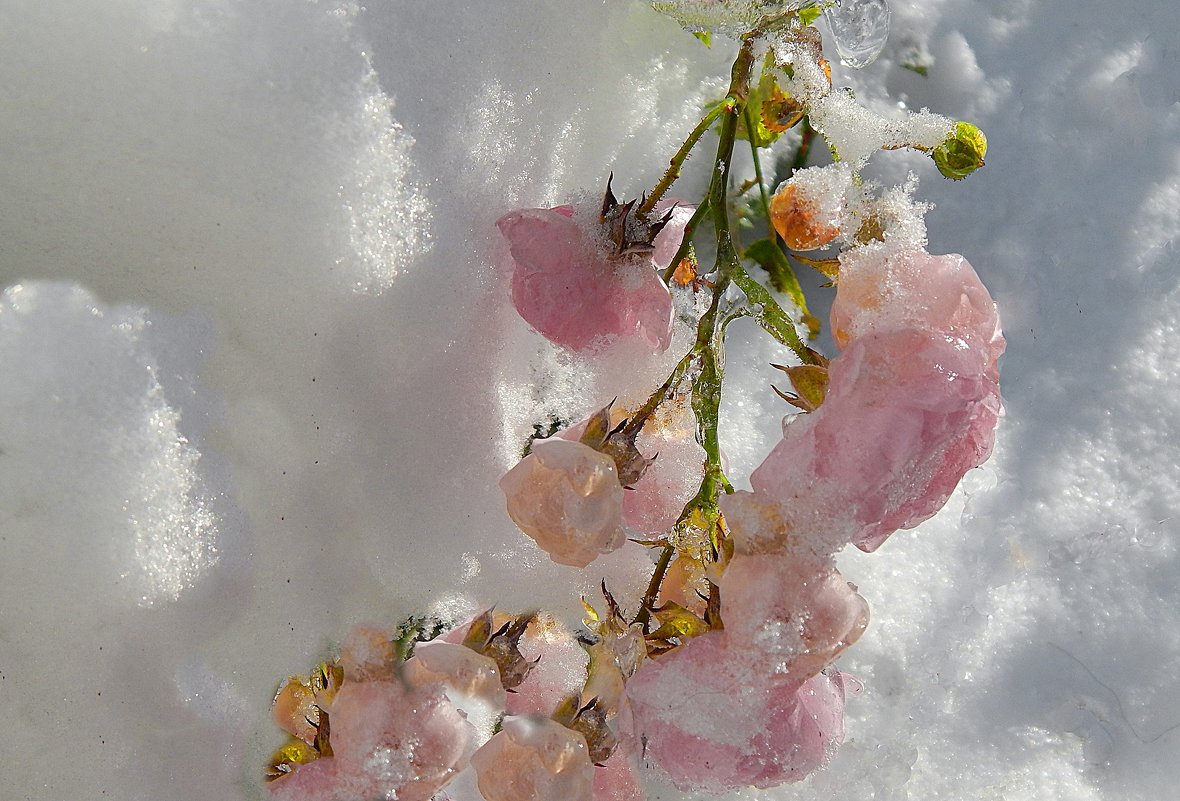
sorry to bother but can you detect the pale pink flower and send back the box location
[500,439,628,567]
[471,716,596,801]
[339,625,397,683]
[746,246,1004,552]
[269,679,473,801]
[831,246,1003,362]
[719,552,869,684]
[621,631,851,792]
[402,641,508,709]
[556,405,702,536]
[497,203,683,353]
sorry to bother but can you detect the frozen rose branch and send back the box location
[263,2,1001,799]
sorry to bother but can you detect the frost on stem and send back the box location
[651,0,810,36]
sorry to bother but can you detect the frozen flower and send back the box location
[748,246,1004,552]
[268,679,473,801]
[497,201,681,353]
[719,552,869,683]
[471,716,596,801]
[403,641,507,707]
[770,164,852,251]
[500,439,628,567]
[622,631,851,792]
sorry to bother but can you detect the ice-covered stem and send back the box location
[744,104,774,220]
[634,543,675,630]
[622,349,695,439]
[732,264,818,363]
[685,31,756,499]
[641,26,759,219]
[634,35,760,620]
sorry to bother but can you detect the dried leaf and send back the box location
[566,697,619,765]
[772,362,829,411]
[578,401,616,451]
[760,84,805,134]
[484,611,539,691]
[647,601,710,642]
[461,608,495,652]
[266,738,319,781]
[671,256,698,288]
[791,253,841,279]
[704,581,723,630]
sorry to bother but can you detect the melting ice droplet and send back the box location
[823,0,891,69]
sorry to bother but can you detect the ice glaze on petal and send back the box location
[500,440,628,567]
[471,716,595,801]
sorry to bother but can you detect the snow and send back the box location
[1,1,1178,799]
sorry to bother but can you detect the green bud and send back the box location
[932,121,987,180]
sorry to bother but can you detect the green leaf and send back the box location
[799,5,824,26]
[731,265,816,363]
[692,30,712,48]
[744,239,820,339]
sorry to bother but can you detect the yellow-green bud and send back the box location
[932,121,987,180]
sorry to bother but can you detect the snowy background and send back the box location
[2,1,1178,799]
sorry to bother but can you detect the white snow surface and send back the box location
[1,1,1179,799]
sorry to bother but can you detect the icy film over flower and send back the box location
[266,8,999,799]
[471,716,596,801]
[500,439,628,568]
[747,245,1004,553]
[497,190,687,354]
[622,632,852,792]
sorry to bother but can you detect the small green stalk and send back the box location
[639,101,731,219]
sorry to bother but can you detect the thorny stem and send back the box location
[639,101,731,219]
[634,544,675,630]
[623,349,695,439]
[633,35,759,623]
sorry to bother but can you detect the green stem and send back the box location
[732,263,819,364]
[634,544,675,631]
[630,37,758,622]
[623,350,695,439]
[686,33,757,500]
[745,104,774,220]
[638,101,731,219]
